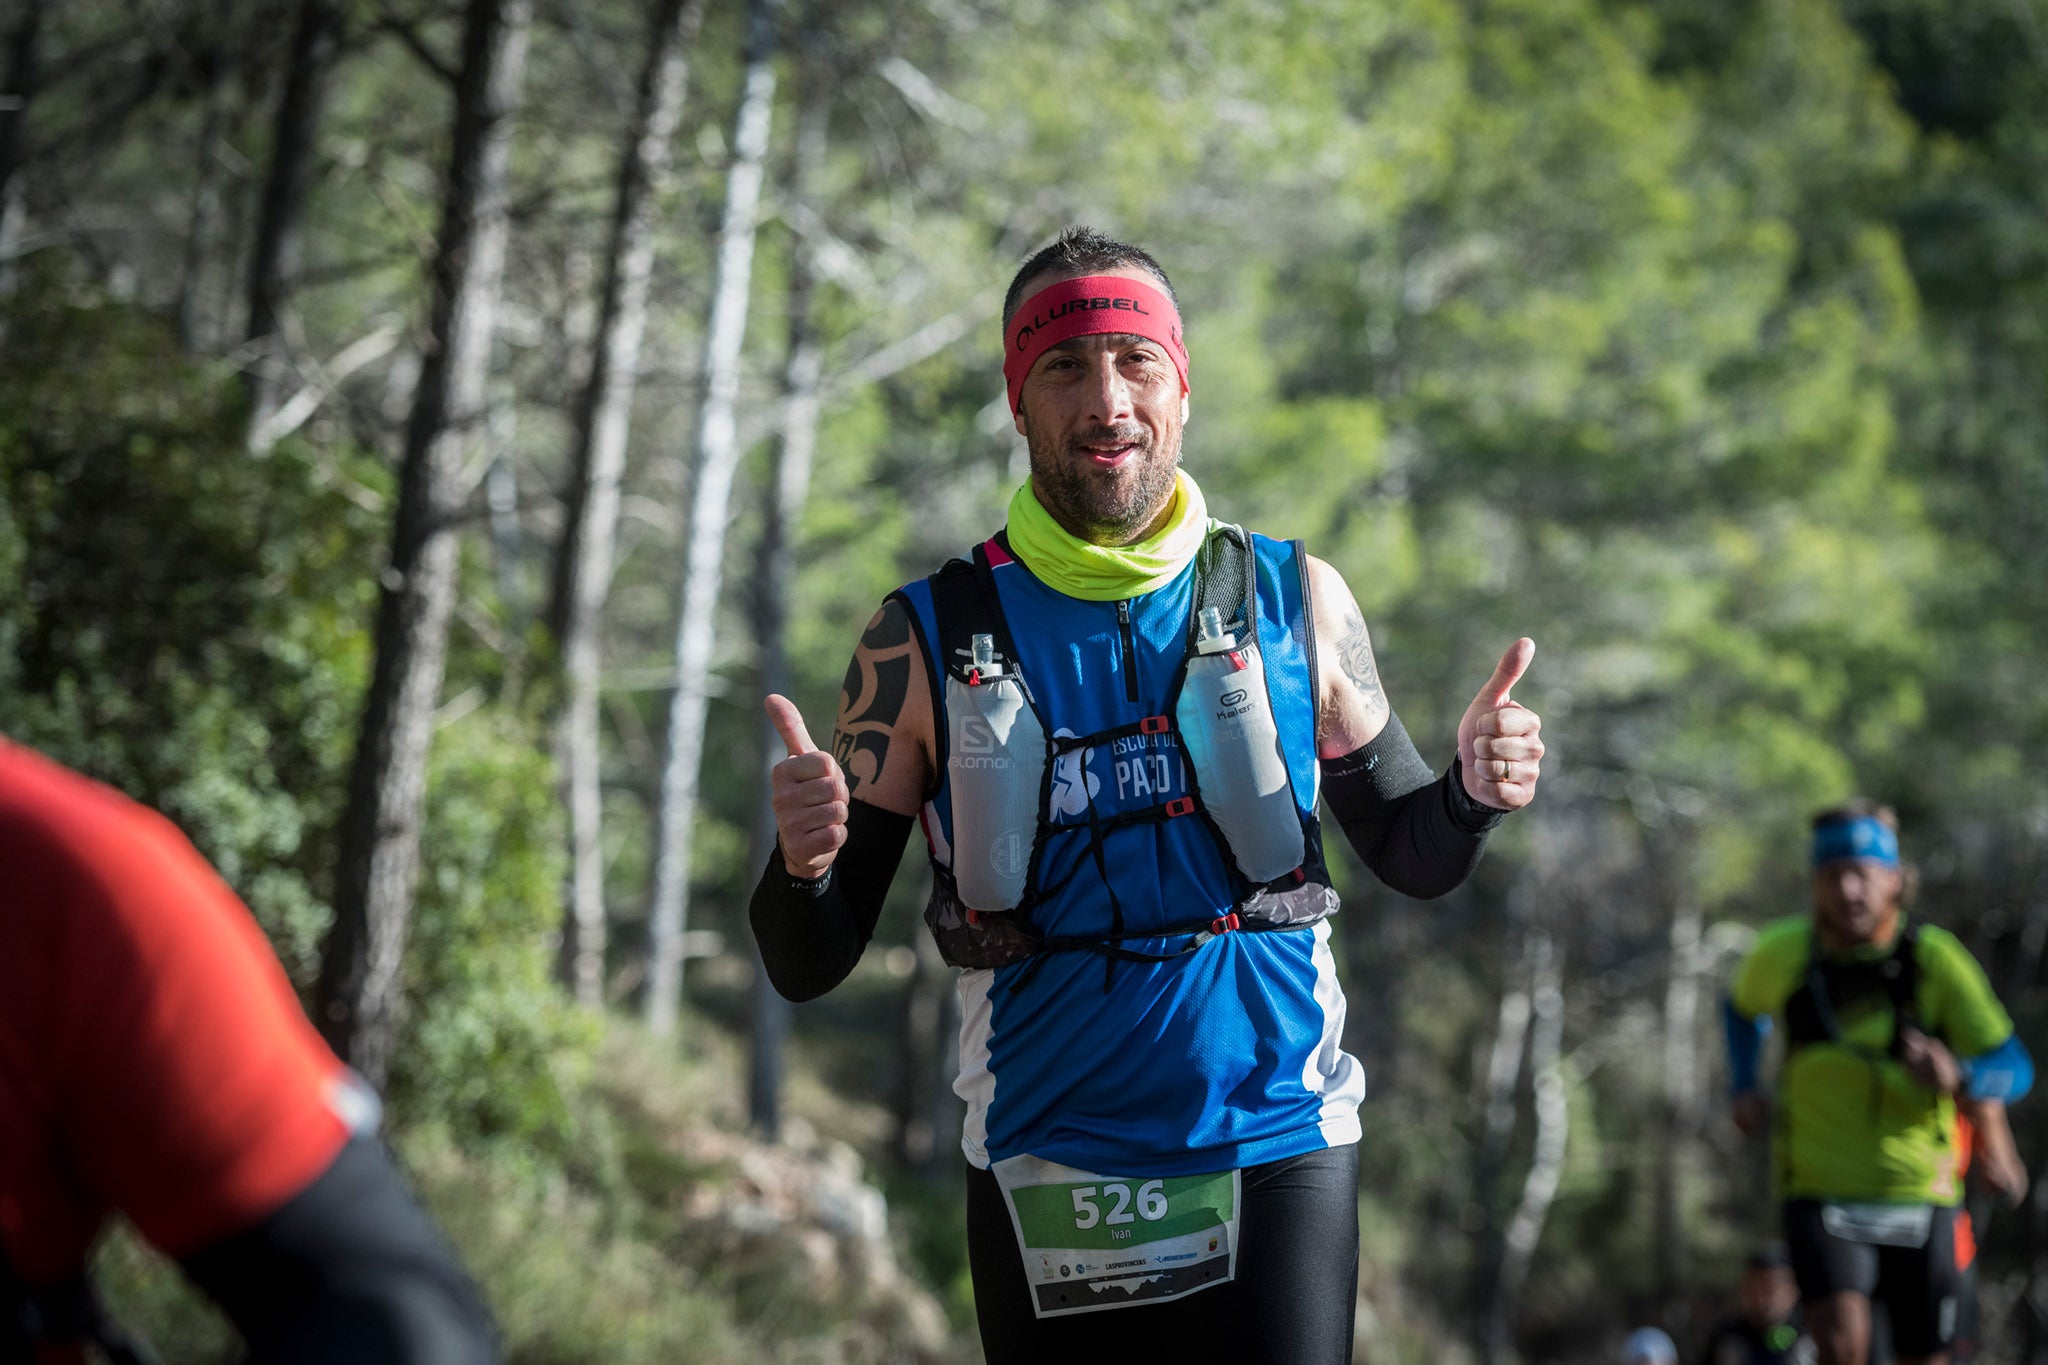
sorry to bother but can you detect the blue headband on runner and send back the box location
[1812,816,1899,868]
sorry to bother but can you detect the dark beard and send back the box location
[1024,422,1182,545]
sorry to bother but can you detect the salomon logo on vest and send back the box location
[956,717,1011,767]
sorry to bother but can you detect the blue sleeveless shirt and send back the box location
[896,531,1366,1176]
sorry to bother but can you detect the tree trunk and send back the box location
[315,0,532,1091]
[485,450,523,628]
[744,865,790,1140]
[1485,931,1566,1365]
[549,0,704,1010]
[643,0,780,1036]
[1656,892,1703,1317]
[893,940,937,1166]
[176,51,230,351]
[891,931,949,1172]
[0,0,43,303]
[895,929,964,1180]
[743,65,827,1138]
[483,383,527,704]
[245,0,341,451]
[1478,941,1535,1181]
[1472,927,1533,1364]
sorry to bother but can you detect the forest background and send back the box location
[3,0,2046,1360]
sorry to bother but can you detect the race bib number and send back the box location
[992,1154,1239,1318]
[1820,1201,1934,1248]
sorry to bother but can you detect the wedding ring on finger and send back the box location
[1497,759,1514,783]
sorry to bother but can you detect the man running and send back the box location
[751,226,1544,1362]
[1723,802,2033,1365]
[0,739,499,1363]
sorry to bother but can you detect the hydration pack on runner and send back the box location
[1780,922,1939,1125]
[902,525,1335,973]
[1783,923,1923,1059]
[943,630,1049,912]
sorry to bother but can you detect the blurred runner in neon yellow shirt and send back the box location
[1723,802,2032,1365]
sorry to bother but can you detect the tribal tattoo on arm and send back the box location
[833,601,914,799]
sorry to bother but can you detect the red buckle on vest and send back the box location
[1139,714,1169,734]
[966,668,982,686]
[1210,912,1241,936]
[966,909,981,927]
[1164,797,1196,817]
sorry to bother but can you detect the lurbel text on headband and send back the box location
[1003,274,1190,413]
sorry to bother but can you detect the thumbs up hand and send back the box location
[765,694,850,878]
[1457,638,1543,812]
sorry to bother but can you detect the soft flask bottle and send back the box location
[945,634,1045,910]
[1175,607,1303,882]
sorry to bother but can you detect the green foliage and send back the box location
[390,706,597,1156]
[90,1224,240,1365]
[0,273,382,977]
[401,1121,758,1365]
[0,275,594,1156]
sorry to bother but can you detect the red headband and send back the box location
[1002,274,1190,413]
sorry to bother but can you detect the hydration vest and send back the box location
[1779,922,1937,1130]
[1783,923,1923,1060]
[892,525,1337,974]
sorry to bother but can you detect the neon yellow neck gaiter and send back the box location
[1005,469,1212,601]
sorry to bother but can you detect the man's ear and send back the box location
[1013,406,1029,440]
[1180,394,1190,424]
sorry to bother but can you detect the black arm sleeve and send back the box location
[179,1137,500,1365]
[1320,711,1506,900]
[749,800,916,1003]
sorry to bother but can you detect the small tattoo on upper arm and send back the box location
[833,603,914,796]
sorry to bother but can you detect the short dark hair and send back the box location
[1744,1242,1792,1272]
[1002,226,1179,327]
